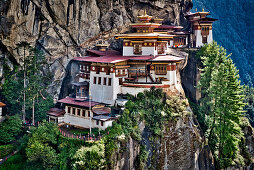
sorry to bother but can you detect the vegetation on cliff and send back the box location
[196,42,251,168]
[1,43,54,123]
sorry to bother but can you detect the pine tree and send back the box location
[2,44,53,123]
[198,42,245,168]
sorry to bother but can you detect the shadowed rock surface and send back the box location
[0,0,193,97]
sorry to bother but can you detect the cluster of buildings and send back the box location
[47,9,216,130]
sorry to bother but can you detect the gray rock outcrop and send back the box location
[0,0,193,97]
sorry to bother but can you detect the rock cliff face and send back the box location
[180,49,201,103]
[0,0,193,97]
[0,1,219,169]
[111,109,214,170]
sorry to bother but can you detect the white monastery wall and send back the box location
[64,114,92,128]
[195,30,203,47]
[123,46,134,56]
[208,30,213,44]
[90,71,115,105]
[142,47,157,56]
[123,46,157,56]
[94,120,113,130]
[169,40,173,47]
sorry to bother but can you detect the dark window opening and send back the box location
[82,110,85,117]
[93,77,97,84]
[72,108,76,115]
[96,120,99,125]
[88,111,90,117]
[96,66,100,74]
[119,78,123,85]
[77,109,80,116]
[155,65,167,75]
[103,78,107,85]
[68,107,71,113]
[202,36,207,43]
[106,67,110,75]
[101,121,104,126]
[134,44,142,55]
[108,78,112,86]
[98,77,101,85]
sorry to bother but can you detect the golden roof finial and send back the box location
[195,8,197,12]
[202,8,204,12]
[144,9,147,16]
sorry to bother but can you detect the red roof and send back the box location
[172,31,190,35]
[0,102,6,107]
[47,108,65,117]
[73,56,130,64]
[87,50,121,56]
[151,55,184,62]
[58,97,99,108]
[93,107,111,115]
[157,25,183,29]
[128,56,155,61]
[189,17,217,22]
[73,54,184,63]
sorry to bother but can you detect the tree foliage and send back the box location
[73,141,105,169]
[198,42,246,168]
[0,115,22,144]
[1,43,53,123]
[26,122,59,169]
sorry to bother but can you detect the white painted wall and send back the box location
[94,120,113,130]
[169,40,174,47]
[90,71,114,105]
[0,107,2,117]
[64,114,93,129]
[90,71,127,105]
[58,117,64,123]
[123,46,134,56]
[142,47,157,56]
[123,46,157,56]
[195,30,203,47]
[208,30,213,44]
[64,106,114,130]
[195,29,213,47]
[121,86,151,96]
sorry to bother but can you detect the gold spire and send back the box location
[144,9,147,16]
[202,8,204,12]
[195,8,197,12]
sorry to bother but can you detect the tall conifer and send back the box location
[198,42,245,168]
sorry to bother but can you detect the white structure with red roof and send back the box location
[57,97,116,130]
[49,9,216,129]
[72,12,185,106]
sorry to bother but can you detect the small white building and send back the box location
[185,9,217,48]
[0,102,6,121]
[47,108,65,123]
[57,97,117,130]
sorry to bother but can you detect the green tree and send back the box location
[0,115,22,144]
[198,42,246,168]
[73,141,105,169]
[26,122,59,169]
[1,43,53,124]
